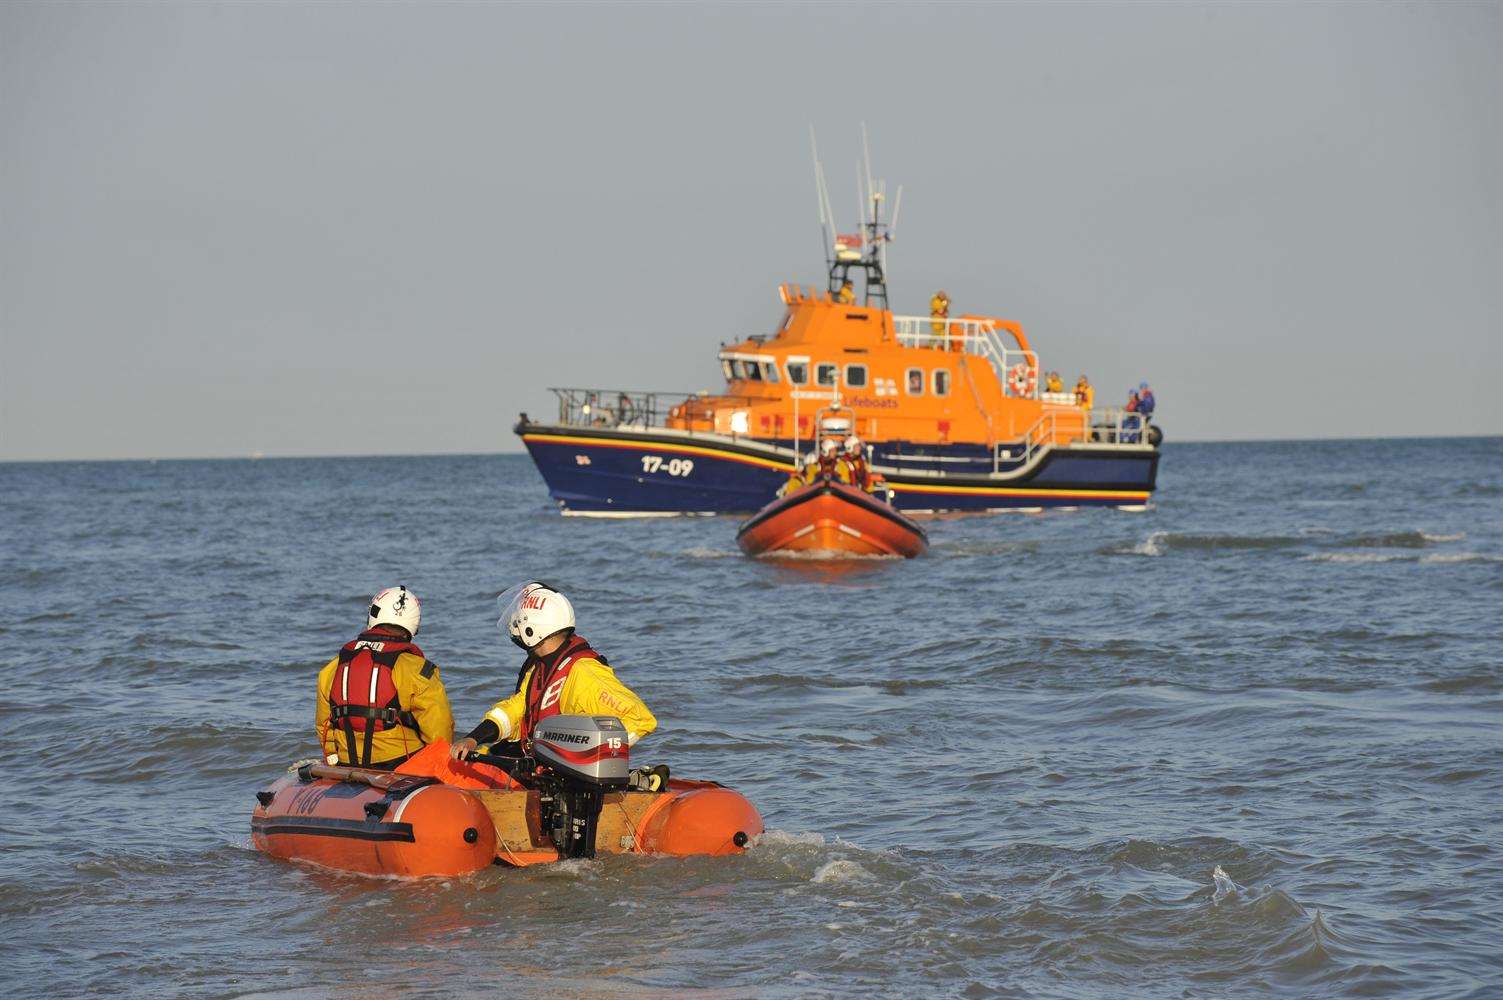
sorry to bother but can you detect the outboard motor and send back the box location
[531,715,629,858]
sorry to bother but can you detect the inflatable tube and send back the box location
[251,765,497,877]
[251,764,763,877]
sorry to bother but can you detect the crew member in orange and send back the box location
[930,289,951,343]
[450,583,656,757]
[316,586,455,769]
[841,435,871,490]
[837,280,856,305]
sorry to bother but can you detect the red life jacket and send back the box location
[328,628,427,766]
[843,455,869,489]
[520,634,604,741]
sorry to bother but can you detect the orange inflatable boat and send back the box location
[736,476,928,558]
[252,715,763,878]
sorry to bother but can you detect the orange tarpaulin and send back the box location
[396,740,524,790]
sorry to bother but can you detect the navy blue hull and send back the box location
[517,423,1158,515]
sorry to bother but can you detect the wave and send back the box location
[1104,531,1304,557]
[1107,527,1472,559]
[1303,551,1501,565]
[1416,673,1501,695]
[1330,530,1462,549]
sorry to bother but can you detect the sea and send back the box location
[3,437,1500,999]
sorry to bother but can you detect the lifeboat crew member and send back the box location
[1045,371,1064,394]
[929,289,950,339]
[1074,374,1094,410]
[450,583,657,759]
[778,453,815,496]
[1137,382,1155,419]
[841,435,871,490]
[813,437,850,482]
[836,279,856,305]
[316,586,455,769]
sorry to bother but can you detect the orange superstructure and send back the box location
[667,284,1090,454]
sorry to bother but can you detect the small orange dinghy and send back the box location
[736,476,928,558]
[252,715,763,878]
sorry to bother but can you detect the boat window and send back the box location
[786,361,808,385]
[816,363,838,387]
[762,362,780,383]
[933,369,951,396]
[844,364,868,388]
[722,360,734,381]
[744,362,763,381]
[906,368,924,395]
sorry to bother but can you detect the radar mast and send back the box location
[809,124,901,309]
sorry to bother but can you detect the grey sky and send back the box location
[3,1,1499,461]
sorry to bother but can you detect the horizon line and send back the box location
[2,431,1500,465]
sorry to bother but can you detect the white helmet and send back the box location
[844,435,863,455]
[820,438,839,457]
[368,585,420,637]
[497,581,575,650]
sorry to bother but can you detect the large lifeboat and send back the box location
[514,137,1160,516]
[252,715,763,878]
[736,475,928,558]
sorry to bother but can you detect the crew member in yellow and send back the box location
[1045,370,1064,394]
[836,279,856,305]
[812,437,851,483]
[1075,374,1095,410]
[317,586,455,769]
[450,583,656,758]
[930,289,950,337]
[778,452,817,496]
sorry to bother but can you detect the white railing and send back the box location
[892,315,1039,398]
[994,407,1156,472]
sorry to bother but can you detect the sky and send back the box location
[2,1,1500,461]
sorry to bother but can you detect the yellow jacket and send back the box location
[316,650,454,765]
[483,655,657,746]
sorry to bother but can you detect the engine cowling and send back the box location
[532,714,630,788]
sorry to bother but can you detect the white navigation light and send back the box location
[730,410,750,434]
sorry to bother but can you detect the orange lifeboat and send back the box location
[736,476,928,558]
[252,727,764,878]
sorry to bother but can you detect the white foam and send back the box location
[1211,864,1238,903]
[812,859,872,884]
[1421,552,1501,564]
[752,829,826,848]
[1300,552,1406,564]
[681,547,739,559]
[1421,532,1466,543]
[1124,531,1167,557]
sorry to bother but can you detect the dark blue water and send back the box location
[3,438,1500,998]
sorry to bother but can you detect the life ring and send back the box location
[1007,363,1036,397]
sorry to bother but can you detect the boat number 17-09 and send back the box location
[641,455,694,477]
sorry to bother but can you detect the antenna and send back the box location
[861,122,875,210]
[809,126,833,271]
